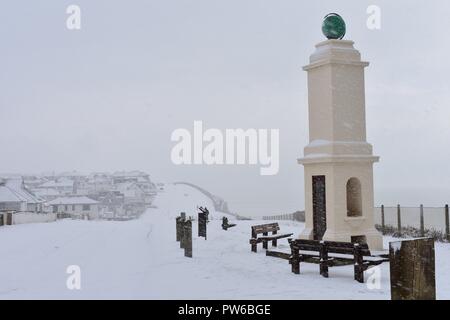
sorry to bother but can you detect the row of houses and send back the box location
[0,171,161,221]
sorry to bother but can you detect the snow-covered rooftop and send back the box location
[33,189,61,197]
[47,196,99,205]
[38,179,74,188]
[0,179,43,203]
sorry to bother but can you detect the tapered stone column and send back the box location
[298,39,383,250]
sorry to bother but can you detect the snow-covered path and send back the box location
[0,184,449,299]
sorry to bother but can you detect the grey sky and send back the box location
[1,1,449,216]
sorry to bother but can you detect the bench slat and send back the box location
[257,233,293,241]
[252,223,280,235]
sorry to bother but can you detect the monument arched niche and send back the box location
[346,177,362,217]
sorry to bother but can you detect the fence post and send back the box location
[397,204,402,236]
[176,212,186,242]
[183,219,193,258]
[381,205,385,234]
[176,217,181,242]
[445,204,450,242]
[420,204,425,237]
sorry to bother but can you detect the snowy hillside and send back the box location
[0,184,449,300]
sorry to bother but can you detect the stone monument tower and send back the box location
[298,14,383,250]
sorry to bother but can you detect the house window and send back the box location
[72,205,76,211]
[83,205,90,211]
[65,205,68,212]
[52,205,58,213]
[346,178,362,217]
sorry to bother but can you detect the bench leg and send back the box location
[262,232,268,249]
[320,261,329,278]
[251,243,257,253]
[320,243,329,278]
[354,246,364,283]
[354,265,364,283]
[292,261,300,274]
[291,249,300,274]
[272,231,277,247]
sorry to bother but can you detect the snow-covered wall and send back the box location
[13,212,57,225]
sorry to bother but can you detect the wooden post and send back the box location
[397,204,402,235]
[420,205,425,237]
[389,238,436,300]
[177,212,186,244]
[319,242,329,278]
[272,230,278,247]
[197,208,208,239]
[262,232,268,249]
[251,227,257,252]
[180,219,186,249]
[381,205,385,234]
[176,217,181,242]
[354,244,364,283]
[183,219,192,258]
[289,240,300,274]
[445,204,450,242]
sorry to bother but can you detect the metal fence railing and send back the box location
[262,211,305,222]
[262,205,450,241]
[374,204,450,241]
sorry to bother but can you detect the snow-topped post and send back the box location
[176,212,186,242]
[183,219,193,258]
[198,207,209,240]
[298,16,383,250]
[420,205,425,237]
[445,204,449,242]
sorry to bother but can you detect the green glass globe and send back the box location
[322,13,346,40]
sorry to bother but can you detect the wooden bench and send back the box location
[289,239,389,283]
[222,217,236,231]
[249,223,293,253]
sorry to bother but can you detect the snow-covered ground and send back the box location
[0,184,449,300]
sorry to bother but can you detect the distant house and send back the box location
[112,171,150,184]
[0,178,44,212]
[114,182,145,203]
[46,196,100,220]
[36,179,74,195]
[93,191,126,219]
[57,171,87,182]
[114,182,147,217]
[86,174,113,194]
[33,188,61,201]
[23,175,48,189]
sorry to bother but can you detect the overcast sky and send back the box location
[1,1,449,216]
